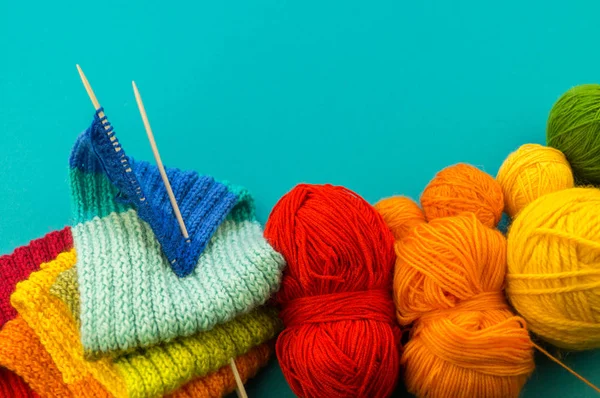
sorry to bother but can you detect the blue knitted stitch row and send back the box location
[69,109,240,277]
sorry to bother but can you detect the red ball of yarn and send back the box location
[265,184,401,398]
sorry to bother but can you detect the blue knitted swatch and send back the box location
[69,109,239,277]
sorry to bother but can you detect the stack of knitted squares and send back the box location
[0,110,286,397]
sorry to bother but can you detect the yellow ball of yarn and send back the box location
[506,187,600,350]
[497,144,574,217]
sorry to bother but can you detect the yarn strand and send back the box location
[533,343,600,394]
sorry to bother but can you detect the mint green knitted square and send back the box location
[71,170,285,356]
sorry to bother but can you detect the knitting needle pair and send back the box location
[76,65,249,398]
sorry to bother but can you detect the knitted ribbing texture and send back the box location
[70,112,285,356]
[167,343,273,398]
[71,207,283,358]
[71,110,244,277]
[0,367,39,398]
[0,316,272,398]
[50,267,80,320]
[11,250,282,398]
[49,265,271,362]
[0,229,72,398]
[0,316,109,398]
[0,227,72,327]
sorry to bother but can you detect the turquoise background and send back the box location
[1,0,599,397]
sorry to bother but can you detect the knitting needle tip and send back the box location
[75,64,105,121]
[75,64,108,129]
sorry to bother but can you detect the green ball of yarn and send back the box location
[547,84,600,184]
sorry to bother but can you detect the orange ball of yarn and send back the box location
[421,163,504,228]
[375,196,425,241]
[265,184,401,398]
[376,165,535,398]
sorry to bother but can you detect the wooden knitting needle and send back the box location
[230,357,249,398]
[131,81,190,241]
[132,82,248,397]
[76,65,108,127]
[77,65,190,242]
[77,66,248,396]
